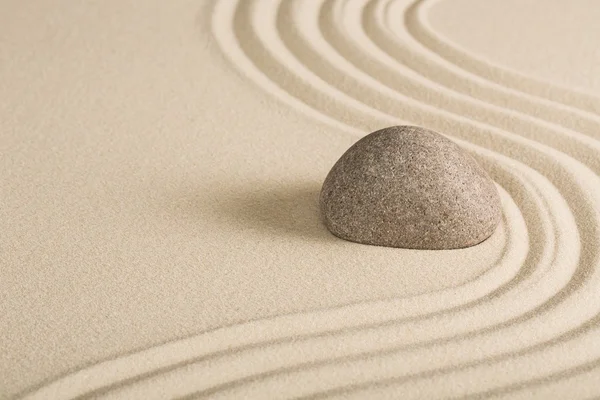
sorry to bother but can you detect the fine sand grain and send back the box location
[1,0,600,398]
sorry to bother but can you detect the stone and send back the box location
[319,125,502,249]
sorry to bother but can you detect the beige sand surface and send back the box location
[1,0,599,398]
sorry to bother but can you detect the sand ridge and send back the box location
[3,0,600,398]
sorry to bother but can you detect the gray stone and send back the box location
[319,125,502,249]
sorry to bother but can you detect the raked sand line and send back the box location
[335,0,600,164]
[271,0,591,185]
[18,162,565,399]
[182,0,596,396]
[234,0,589,343]
[406,0,600,116]
[68,171,548,399]
[19,0,600,398]
[200,0,600,396]
[180,0,600,396]
[315,0,600,172]
[378,0,600,139]
[20,181,523,400]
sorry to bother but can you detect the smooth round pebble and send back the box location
[319,125,502,249]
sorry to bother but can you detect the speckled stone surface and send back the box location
[320,126,502,249]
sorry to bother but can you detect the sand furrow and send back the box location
[379,0,600,139]
[405,0,600,115]
[328,0,600,172]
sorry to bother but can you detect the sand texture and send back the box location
[1,0,600,398]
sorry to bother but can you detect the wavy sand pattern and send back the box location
[16,0,600,398]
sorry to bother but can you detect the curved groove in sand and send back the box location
[58,174,552,399]
[406,0,600,115]
[169,1,600,397]
[19,0,600,398]
[329,0,600,173]
[376,0,600,140]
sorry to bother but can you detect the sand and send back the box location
[1,0,599,398]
